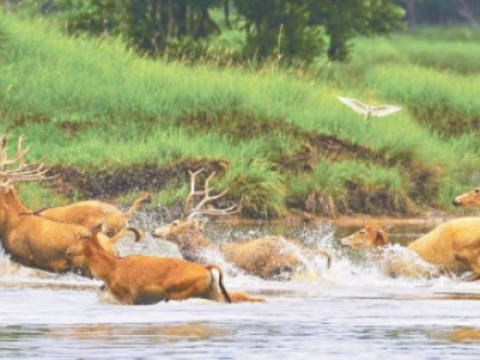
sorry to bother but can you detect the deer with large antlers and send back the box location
[67,224,264,304]
[0,134,141,274]
[0,134,149,232]
[152,170,332,281]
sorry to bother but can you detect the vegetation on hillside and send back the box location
[15,0,406,62]
[0,12,479,218]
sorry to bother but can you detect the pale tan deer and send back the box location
[66,225,265,304]
[341,219,480,280]
[0,135,140,274]
[152,170,332,281]
[453,186,480,209]
[1,134,150,238]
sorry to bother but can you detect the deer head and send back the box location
[340,225,390,249]
[152,169,240,257]
[453,186,480,209]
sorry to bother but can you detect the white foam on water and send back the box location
[1,221,480,295]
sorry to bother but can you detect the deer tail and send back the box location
[109,226,144,246]
[206,264,231,303]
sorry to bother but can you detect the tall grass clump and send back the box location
[289,159,411,214]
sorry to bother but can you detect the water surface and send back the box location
[1,219,480,360]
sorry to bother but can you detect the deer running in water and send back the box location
[341,220,480,280]
[0,134,140,274]
[1,134,150,238]
[67,225,264,304]
[152,170,332,281]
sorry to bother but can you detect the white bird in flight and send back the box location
[337,96,402,120]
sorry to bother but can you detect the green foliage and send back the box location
[51,0,223,52]
[55,0,123,36]
[236,0,406,61]
[14,0,407,62]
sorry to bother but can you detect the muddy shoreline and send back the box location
[42,165,474,229]
[152,207,464,228]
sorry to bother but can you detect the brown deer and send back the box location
[0,135,140,274]
[340,219,480,280]
[453,186,480,209]
[1,134,150,238]
[152,170,332,281]
[37,193,151,237]
[66,225,265,304]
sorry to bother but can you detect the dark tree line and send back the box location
[3,0,480,62]
[400,0,480,29]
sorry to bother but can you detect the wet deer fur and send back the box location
[341,219,480,280]
[67,226,264,304]
[0,134,140,274]
[151,169,332,281]
[0,183,141,274]
[37,192,151,237]
[0,135,150,238]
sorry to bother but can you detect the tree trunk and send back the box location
[194,9,208,39]
[451,0,478,28]
[151,0,159,32]
[406,1,417,30]
[159,0,169,38]
[177,0,187,37]
[188,4,195,36]
[167,0,175,38]
[150,0,160,52]
[224,0,231,29]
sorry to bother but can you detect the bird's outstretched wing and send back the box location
[337,96,368,115]
[370,105,402,117]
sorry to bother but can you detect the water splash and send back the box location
[2,220,480,294]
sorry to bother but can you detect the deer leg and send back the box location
[464,273,480,282]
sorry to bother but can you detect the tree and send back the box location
[54,0,223,52]
[235,0,407,62]
[24,0,408,62]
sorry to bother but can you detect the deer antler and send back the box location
[0,134,57,184]
[183,168,207,214]
[184,170,241,219]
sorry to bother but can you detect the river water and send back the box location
[1,217,480,360]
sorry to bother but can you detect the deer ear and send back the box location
[376,227,388,246]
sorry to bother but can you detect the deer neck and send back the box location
[177,229,216,263]
[0,195,22,236]
[4,188,31,214]
[84,238,118,285]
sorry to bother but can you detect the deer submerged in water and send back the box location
[152,169,332,281]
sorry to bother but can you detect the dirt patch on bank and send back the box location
[179,110,381,168]
[49,159,229,199]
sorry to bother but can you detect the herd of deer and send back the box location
[2,134,480,306]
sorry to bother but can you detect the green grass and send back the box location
[0,14,479,217]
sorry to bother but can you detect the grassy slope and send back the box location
[0,15,478,217]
